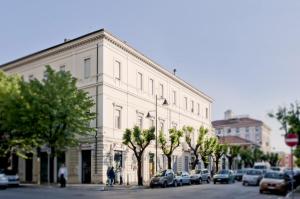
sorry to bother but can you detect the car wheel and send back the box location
[188,180,192,185]
[150,184,154,188]
[226,179,229,184]
[207,177,210,183]
[161,181,167,188]
[198,178,202,184]
[180,180,183,186]
[259,189,263,194]
[214,181,216,184]
[174,180,178,187]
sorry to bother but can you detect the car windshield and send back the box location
[155,170,166,177]
[177,172,182,176]
[195,170,201,174]
[4,170,17,175]
[218,170,229,174]
[271,167,280,171]
[254,166,266,170]
[237,170,243,174]
[264,172,285,179]
[246,170,262,175]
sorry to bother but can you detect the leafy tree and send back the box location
[268,152,279,167]
[239,148,254,168]
[252,148,264,163]
[225,145,241,169]
[123,126,155,186]
[199,135,217,169]
[18,66,96,156]
[159,128,183,169]
[183,126,202,170]
[0,71,38,163]
[269,102,300,166]
[213,142,226,172]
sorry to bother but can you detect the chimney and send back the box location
[173,69,177,75]
[224,110,233,120]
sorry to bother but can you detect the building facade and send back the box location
[0,29,213,184]
[212,110,271,153]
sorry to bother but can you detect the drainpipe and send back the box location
[95,44,99,174]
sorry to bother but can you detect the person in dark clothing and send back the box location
[108,167,115,186]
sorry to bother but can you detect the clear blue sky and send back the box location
[1,0,300,152]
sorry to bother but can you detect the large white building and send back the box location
[0,29,213,184]
[212,110,271,153]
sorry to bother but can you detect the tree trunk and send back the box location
[137,159,143,186]
[191,155,199,170]
[228,157,233,170]
[167,155,172,169]
[215,158,219,172]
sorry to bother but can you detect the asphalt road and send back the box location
[0,182,288,199]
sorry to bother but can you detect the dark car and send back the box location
[234,169,247,181]
[213,170,235,184]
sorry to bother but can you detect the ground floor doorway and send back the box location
[81,150,91,183]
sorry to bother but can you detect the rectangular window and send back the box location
[114,109,121,129]
[159,84,164,98]
[59,65,65,71]
[184,97,188,110]
[115,60,121,80]
[227,128,231,134]
[137,115,143,129]
[197,103,200,116]
[84,58,91,79]
[149,79,154,95]
[172,90,176,105]
[191,100,194,113]
[246,127,249,132]
[137,72,143,91]
[205,108,209,119]
[236,128,240,133]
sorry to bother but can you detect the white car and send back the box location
[1,170,20,186]
[0,173,8,189]
[242,169,263,186]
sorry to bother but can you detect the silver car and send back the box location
[150,169,177,188]
[175,171,191,186]
[0,173,8,189]
[2,170,20,186]
[242,169,263,186]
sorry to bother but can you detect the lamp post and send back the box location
[146,95,168,173]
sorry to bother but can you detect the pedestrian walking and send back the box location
[108,167,115,186]
[106,166,111,186]
[58,163,68,188]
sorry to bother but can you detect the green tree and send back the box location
[123,126,155,186]
[0,71,38,162]
[268,153,279,167]
[269,102,300,166]
[225,145,241,169]
[183,126,203,170]
[159,128,183,169]
[239,148,254,168]
[19,66,96,156]
[253,148,264,163]
[199,135,217,169]
[213,142,226,172]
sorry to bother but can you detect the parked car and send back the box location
[234,169,248,181]
[201,169,211,183]
[213,170,235,184]
[260,171,291,195]
[175,171,191,186]
[0,173,8,189]
[270,167,281,172]
[2,170,20,187]
[150,169,177,188]
[190,170,203,184]
[242,169,263,186]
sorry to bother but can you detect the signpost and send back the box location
[285,133,298,199]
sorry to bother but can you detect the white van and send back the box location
[253,162,270,171]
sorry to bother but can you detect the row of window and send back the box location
[114,108,177,131]
[217,126,260,135]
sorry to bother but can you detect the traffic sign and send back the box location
[285,133,298,147]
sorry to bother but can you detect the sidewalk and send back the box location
[20,183,147,191]
[286,186,300,198]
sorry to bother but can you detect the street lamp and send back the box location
[146,95,168,173]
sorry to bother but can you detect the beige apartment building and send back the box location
[212,110,271,153]
[0,29,213,184]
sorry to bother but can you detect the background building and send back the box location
[0,29,213,184]
[212,110,271,153]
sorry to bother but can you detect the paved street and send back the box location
[0,182,289,199]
